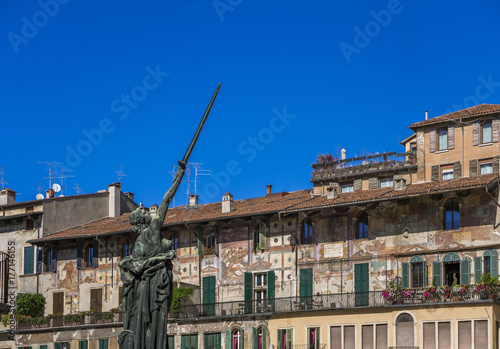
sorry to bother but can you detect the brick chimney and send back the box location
[108,182,122,218]
[222,192,234,213]
[266,185,272,195]
[0,188,16,205]
[190,194,199,207]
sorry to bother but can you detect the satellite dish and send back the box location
[59,194,64,197]
[52,183,61,193]
[36,193,44,200]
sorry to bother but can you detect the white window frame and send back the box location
[341,184,354,193]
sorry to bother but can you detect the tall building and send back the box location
[10,104,500,348]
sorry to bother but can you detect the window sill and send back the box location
[479,142,493,147]
[435,149,449,154]
[440,228,462,233]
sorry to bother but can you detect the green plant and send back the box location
[15,293,46,318]
[171,287,194,317]
[2,314,13,327]
[63,313,85,322]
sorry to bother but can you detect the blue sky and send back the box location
[1,0,499,207]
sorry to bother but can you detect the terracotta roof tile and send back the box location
[30,174,499,243]
[409,104,500,129]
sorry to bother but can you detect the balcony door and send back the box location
[355,263,369,307]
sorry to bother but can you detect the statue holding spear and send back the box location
[118,83,221,349]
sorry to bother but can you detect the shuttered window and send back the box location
[438,128,448,150]
[277,329,293,349]
[181,334,198,349]
[168,336,175,349]
[23,246,34,275]
[204,333,221,349]
[402,262,409,288]
[53,292,64,315]
[432,262,442,286]
[90,288,103,312]
[355,263,369,307]
[461,259,470,285]
[78,341,88,349]
[98,339,108,349]
[300,268,313,304]
[203,276,216,316]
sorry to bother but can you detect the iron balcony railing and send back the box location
[174,288,493,320]
[0,251,9,310]
[16,312,122,330]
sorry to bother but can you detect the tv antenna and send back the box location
[74,184,84,195]
[39,161,61,189]
[193,163,210,197]
[116,164,126,183]
[0,167,7,189]
[56,166,75,196]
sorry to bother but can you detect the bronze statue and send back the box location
[118,83,221,349]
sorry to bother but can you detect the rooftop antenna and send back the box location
[0,167,7,189]
[39,161,61,189]
[116,164,126,183]
[193,163,211,197]
[36,182,44,200]
[74,184,84,195]
[56,166,75,196]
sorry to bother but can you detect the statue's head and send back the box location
[129,208,152,233]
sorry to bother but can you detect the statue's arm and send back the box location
[154,161,186,226]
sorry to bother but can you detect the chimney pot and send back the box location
[222,192,234,213]
[341,149,346,160]
[0,188,16,205]
[425,111,428,120]
[395,178,407,191]
[266,185,272,195]
[189,194,199,207]
[326,183,339,199]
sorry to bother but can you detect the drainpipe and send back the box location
[95,236,114,293]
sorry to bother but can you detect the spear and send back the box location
[181,82,221,165]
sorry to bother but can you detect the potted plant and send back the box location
[476,273,499,299]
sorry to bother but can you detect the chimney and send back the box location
[425,111,428,120]
[108,182,122,218]
[395,178,407,191]
[341,149,346,160]
[150,204,158,216]
[189,194,199,207]
[266,185,272,195]
[0,188,16,205]
[222,192,234,213]
[326,183,339,200]
[46,189,55,198]
[124,192,135,201]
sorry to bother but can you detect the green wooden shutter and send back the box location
[475,257,482,283]
[316,328,321,349]
[192,334,198,349]
[461,259,470,285]
[40,346,48,349]
[24,246,34,274]
[168,335,174,349]
[203,276,216,316]
[99,339,109,349]
[402,262,409,288]
[225,329,231,349]
[355,263,369,307]
[433,262,442,286]
[277,329,283,349]
[267,270,275,299]
[239,330,244,349]
[55,344,62,349]
[492,253,499,278]
[205,333,213,349]
[78,341,88,349]
[259,222,267,249]
[300,268,313,306]
[263,327,269,349]
[252,327,258,349]
[182,335,187,349]
[245,272,253,314]
[423,261,428,286]
[93,244,99,268]
[197,228,204,255]
[286,329,293,348]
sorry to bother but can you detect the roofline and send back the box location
[0,191,109,209]
[409,109,500,130]
[399,133,416,146]
[0,211,42,222]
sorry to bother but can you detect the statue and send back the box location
[118,83,221,349]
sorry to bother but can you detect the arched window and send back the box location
[357,212,368,239]
[232,328,244,349]
[122,240,132,258]
[396,313,414,347]
[444,198,459,230]
[410,255,426,288]
[302,219,313,244]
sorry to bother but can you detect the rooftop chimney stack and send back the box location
[425,111,428,120]
[150,204,158,216]
[108,182,122,218]
[341,149,346,160]
[395,178,407,191]
[0,188,16,205]
[326,183,339,200]
[46,189,55,198]
[190,194,199,207]
[124,192,135,201]
[266,185,272,195]
[222,192,234,213]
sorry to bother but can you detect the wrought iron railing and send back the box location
[0,251,9,308]
[17,312,122,330]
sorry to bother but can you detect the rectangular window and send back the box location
[53,292,64,315]
[54,343,70,349]
[474,320,487,348]
[441,169,453,180]
[410,142,417,152]
[205,230,216,255]
[482,121,492,143]
[204,333,221,349]
[458,321,471,349]
[181,334,198,349]
[341,184,354,193]
[362,325,373,349]
[24,246,34,275]
[254,273,267,309]
[78,340,88,349]
[438,322,451,349]
[170,232,178,251]
[277,329,293,349]
[438,128,448,150]
[90,288,103,312]
[308,327,321,349]
[479,159,493,175]
[379,178,393,188]
[98,339,108,349]
[344,326,355,349]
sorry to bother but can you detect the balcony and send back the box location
[311,151,416,183]
[174,287,495,321]
[16,311,122,332]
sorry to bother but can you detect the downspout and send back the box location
[95,236,114,297]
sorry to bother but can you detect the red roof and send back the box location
[409,104,500,129]
[30,174,499,243]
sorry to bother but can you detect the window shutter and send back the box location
[454,161,462,178]
[225,329,231,349]
[448,125,455,149]
[423,261,428,286]
[41,346,48,349]
[36,249,43,274]
[300,268,313,301]
[51,249,57,272]
[402,263,409,288]
[354,179,362,192]
[77,246,83,270]
[267,270,275,300]
[252,327,257,349]
[461,259,470,285]
[238,330,244,349]
[197,228,204,255]
[92,243,99,268]
[24,246,34,275]
[492,117,499,143]
[286,329,293,348]
[494,156,500,174]
[491,251,499,278]
[429,128,436,153]
[244,272,253,314]
[79,340,88,349]
[259,222,267,250]
[473,121,480,146]
[369,178,378,190]
[55,344,62,349]
[431,165,439,182]
[168,336,174,349]
[277,329,283,349]
[469,159,478,177]
[475,257,482,283]
[432,262,442,286]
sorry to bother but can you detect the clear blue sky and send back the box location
[1,0,499,207]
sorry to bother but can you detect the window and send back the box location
[396,313,414,347]
[205,333,221,349]
[341,183,354,193]
[98,339,108,349]
[122,240,132,258]
[45,248,57,272]
[301,219,313,244]
[90,288,103,312]
[25,218,34,230]
[232,329,244,349]
[84,243,98,268]
[203,276,216,316]
[253,327,269,349]
[458,320,488,349]
[181,334,198,349]
[23,246,34,275]
[53,292,64,315]
[481,120,492,143]
[479,159,493,175]
[440,164,454,180]
[254,221,267,250]
[410,142,417,152]
[254,273,267,304]
[308,327,321,349]
[357,212,368,239]
[54,343,70,349]
[444,198,459,230]
[423,322,451,349]
[410,256,426,288]
[438,128,448,150]
[205,230,216,255]
[277,329,293,349]
[170,231,178,251]
[330,325,355,349]
[476,249,499,280]
[379,178,393,188]
[78,340,89,349]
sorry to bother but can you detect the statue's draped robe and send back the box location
[119,229,175,349]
